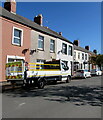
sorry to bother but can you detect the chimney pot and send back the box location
[4,0,16,14]
[34,14,43,26]
[73,40,79,46]
[85,46,90,51]
[59,32,62,36]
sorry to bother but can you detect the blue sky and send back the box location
[2,2,101,53]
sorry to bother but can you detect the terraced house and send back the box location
[0,0,74,81]
[0,1,31,81]
[30,15,73,75]
[73,40,96,71]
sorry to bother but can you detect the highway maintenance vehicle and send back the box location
[6,60,71,89]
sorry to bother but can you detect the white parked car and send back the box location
[90,69,102,76]
[74,69,91,79]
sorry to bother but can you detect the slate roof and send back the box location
[0,7,72,44]
[74,45,95,55]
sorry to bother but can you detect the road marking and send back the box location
[16,102,26,110]
[19,102,26,107]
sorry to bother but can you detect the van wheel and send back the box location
[66,76,71,83]
[37,80,45,89]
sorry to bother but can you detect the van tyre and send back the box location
[66,76,71,83]
[37,80,45,89]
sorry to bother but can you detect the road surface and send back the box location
[2,76,103,118]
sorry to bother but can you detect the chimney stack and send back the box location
[85,46,90,51]
[34,14,43,26]
[73,40,79,46]
[59,32,62,36]
[93,49,97,54]
[4,0,16,14]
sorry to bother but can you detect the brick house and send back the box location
[0,1,31,81]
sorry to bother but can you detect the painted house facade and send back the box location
[0,1,31,81]
[56,38,73,75]
[30,15,73,75]
[73,40,96,71]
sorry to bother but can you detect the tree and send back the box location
[89,55,96,65]
[89,54,103,70]
[96,54,103,69]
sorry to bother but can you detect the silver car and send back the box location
[74,69,91,79]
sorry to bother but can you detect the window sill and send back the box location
[68,55,73,56]
[62,53,67,55]
[12,43,21,47]
[37,48,44,51]
[50,51,55,53]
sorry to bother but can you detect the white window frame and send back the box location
[50,39,55,52]
[38,35,44,50]
[62,43,67,55]
[7,55,25,63]
[85,54,88,60]
[36,59,45,69]
[12,27,23,46]
[78,52,80,59]
[74,51,76,60]
[68,45,72,56]
[82,53,84,60]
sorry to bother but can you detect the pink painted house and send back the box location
[0,1,31,81]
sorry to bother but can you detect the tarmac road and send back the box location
[2,76,103,118]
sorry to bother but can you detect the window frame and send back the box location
[50,39,55,52]
[62,43,67,55]
[82,53,84,60]
[74,51,76,59]
[38,35,44,50]
[36,59,45,70]
[7,55,25,63]
[78,52,80,59]
[85,54,87,60]
[68,45,73,56]
[12,27,23,46]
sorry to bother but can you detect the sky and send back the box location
[1,2,101,54]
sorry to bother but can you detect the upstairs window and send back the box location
[68,45,73,56]
[50,39,55,52]
[38,35,44,50]
[82,53,84,60]
[85,54,87,60]
[12,27,23,46]
[78,52,80,59]
[62,43,67,55]
[36,59,45,70]
[74,52,76,59]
